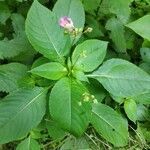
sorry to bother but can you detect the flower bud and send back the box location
[84,27,93,33]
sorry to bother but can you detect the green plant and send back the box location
[0,0,150,149]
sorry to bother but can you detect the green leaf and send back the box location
[88,59,150,97]
[137,104,150,121]
[131,90,150,104]
[126,15,150,41]
[53,0,85,29]
[91,103,128,147]
[72,69,89,82]
[0,2,10,24]
[16,136,40,150]
[25,0,68,62]
[83,0,101,13]
[60,136,89,150]
[140,47,150,63]
[0,63,27,92]
[0,87,47,144]
[0,36,34,59]
[106,17,126,53]
[84,79,106,103]
[72,39,108,72]
[31,57,50,69]
[30,62,68,80]
[99,0,131,23]
[49,77,90,136]
[139,62,150,74]
[46,119,66,140]
[124,99,137,123]
[11,13,25,37]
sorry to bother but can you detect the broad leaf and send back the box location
[46,119,66,140]
[72,39,108,72]
[91,103,128,147]
[31,57,50,69]
[126,15,150,41]
[30,62,68,80]
[106,17,126,53]
[25,0,68,62]
[0,63,27,92]
[124,99,137,123]
[53,0,85,29]
[49,77,90,136]
[72,69,89,82]
[16,137,40,150]
[131,90,150,104]
[88,59,150,97]
[0,87,47,144]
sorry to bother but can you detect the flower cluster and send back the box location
[59,16,92,37]
[59,16,74,32]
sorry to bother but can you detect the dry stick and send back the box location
[92,136,112,149]
[85,133,100,149]
[91,128,111,149]
[129,125,150,149]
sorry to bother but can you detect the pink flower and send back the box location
[59,16,74,31]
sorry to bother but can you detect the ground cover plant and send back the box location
[0,0,150,149]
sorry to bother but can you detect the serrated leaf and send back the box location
[72,39,108,72]
[16,136,40,150]
[106,17,126,53]
[91,103,128,147]
[0,36,34,59]
[0,87,47,144]
[124,99,137,123]
[25,0,68,62]
[99,0,131,23]
[0,63,27,92]
[49,77,90,136]
[30,62,68,80]
[88,59,150,98]
[126,15,150,41]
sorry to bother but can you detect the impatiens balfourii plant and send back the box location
[0,0,150,148]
